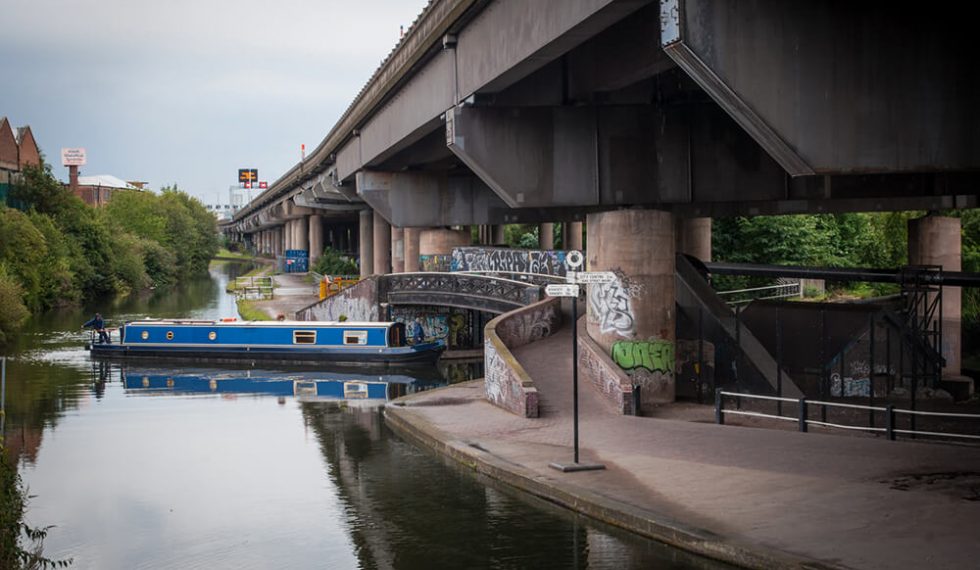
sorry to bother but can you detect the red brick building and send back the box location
[0,116,41,204]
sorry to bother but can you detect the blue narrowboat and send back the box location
[87,319,444,366]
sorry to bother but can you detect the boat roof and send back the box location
[125,319,396,327]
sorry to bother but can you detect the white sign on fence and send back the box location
[573,271,616,284]
[545,283,580,297]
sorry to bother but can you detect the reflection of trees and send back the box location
[300,403,589,569]
[299,404,724,569]
[1,359,90,464]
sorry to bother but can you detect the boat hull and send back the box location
[87,342,444,367]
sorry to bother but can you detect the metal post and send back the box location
[886,404,895,441]
[572,294,579,464]
[869,313,876,429]
[798,397,808,433]
[776,306,783,417]
[698,306,705,404]
[715,388,724,425]
[735,305,742,395]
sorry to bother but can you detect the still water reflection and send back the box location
[2,262,730,569]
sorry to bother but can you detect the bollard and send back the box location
[798,397,808,433]
[715,389,724,425]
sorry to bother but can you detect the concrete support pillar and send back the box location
[373,211,392,275]
[908,215,962,378]
[539,223,554,250]
[296,216,309,252]
[309,214,323,265]
[587,209,676,403]
[359,209,374,277]
[565,221,583,252]
[419,228,470,271]
[391,227,405,273]
[274,227,283,257]
[492,224,506,246]
[676,217,712,262]
[404,228,421,272]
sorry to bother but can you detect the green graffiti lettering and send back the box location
[611,340,674,374]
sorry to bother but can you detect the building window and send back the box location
[293,330,316,344]
[344,331,368,345]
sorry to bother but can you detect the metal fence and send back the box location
[234,276,274,300]
[715,390,980,443]
[716,279,802,306]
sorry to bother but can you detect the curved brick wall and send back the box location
[483,297,562,417]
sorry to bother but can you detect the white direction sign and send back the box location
[573,271,617,284]
[546,284,580,297]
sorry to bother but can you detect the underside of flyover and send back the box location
[226,0,979,406]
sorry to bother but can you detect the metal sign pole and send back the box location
[549,251,604,473]
[572,293,579,464]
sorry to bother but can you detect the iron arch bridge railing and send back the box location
[379,272,544,314]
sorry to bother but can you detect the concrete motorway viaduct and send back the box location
[223,0,979,402]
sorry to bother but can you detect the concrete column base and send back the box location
[908,215,962,377]
[586,209,676,404]
[359,209,374,277]
[373,211,392,275]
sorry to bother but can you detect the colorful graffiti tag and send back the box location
[450,247,568,276]
[419,254,452,272]
[391,306,474,349]
[611,339,675,374]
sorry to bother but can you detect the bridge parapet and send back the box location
[484,297,563,418]
[380,272,543,315]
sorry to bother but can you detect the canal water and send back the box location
[2,261,730,569]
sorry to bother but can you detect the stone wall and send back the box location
[297,277,380,322]
[483,297,562,417]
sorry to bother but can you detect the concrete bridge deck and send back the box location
[385,317,980,570]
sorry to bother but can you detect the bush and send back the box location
[312,247,358,276]
[0,266,29,345]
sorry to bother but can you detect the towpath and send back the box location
[386,322,980,570]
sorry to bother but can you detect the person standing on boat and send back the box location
[82,312,110,344]
[411,317,425,344]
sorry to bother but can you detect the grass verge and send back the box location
[237,299,273,321]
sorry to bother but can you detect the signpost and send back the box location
[61,148,87,166]
[548,251,605,473]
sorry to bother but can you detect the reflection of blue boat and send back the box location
[89,319,444,366]
[119,366,437,401]
[124,374,391,399]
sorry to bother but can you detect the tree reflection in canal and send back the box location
[300,403,733,569]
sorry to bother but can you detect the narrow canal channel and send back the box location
[2,261,730,569]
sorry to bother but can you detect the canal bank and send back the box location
[383,322,980,570]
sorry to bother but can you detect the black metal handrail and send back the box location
[715,389,980,443]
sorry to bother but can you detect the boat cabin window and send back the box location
[293,330,317,344]
[344,330,368,345]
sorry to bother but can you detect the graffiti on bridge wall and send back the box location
[419,254,451,272]
[611,339,674,374]
[588,269,644,338]
[391,306,474,349]
[450,247,568,276]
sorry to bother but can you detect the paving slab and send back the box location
[386,324,980,570]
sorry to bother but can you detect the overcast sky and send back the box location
[1,0,430,205]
